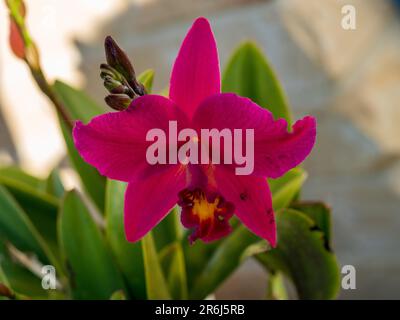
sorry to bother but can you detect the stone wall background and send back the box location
[1,0,399,299]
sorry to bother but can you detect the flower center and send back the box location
[178,188,234,244]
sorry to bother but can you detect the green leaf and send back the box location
[291,201,332,246]
[0,256,10,300]
[59,190,126,299]
[256,209,340,300]
[45,168,65,198]
[0,167,60,256]
[159,242,188,299]
[153,208,182,251]
[0,242,49,299]
[0,185,60,270]
[138,69,154,93]
[141,232,171,299]
[222,42,292,126]
[53,81,106,211]
[269,167,307,211]
[0,263,9,287]
[266,272,288,300]
[182,237,219,292]
[110,290,126,300]
[53,80,104,121]
[105,180,146,299]
[189,227,259,299]
[0,166,46,191]
[160,86,169,97]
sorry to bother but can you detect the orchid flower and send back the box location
[73,17,316,247]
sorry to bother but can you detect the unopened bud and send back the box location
[105,94,132,111]
[103,36,147,97]
[7,0,26,59]
[103,77,126,93]
[104,36,135,83]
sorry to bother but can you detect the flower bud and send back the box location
[104,36,135,83]
[103,36,147,97]
[7,0,26,59]
[105,94,132,111]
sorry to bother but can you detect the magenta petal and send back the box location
[169,17,221,119]
[192,93,316,178]
[214,166,277,247]
[124,164,185,242]
[73,94,187,182]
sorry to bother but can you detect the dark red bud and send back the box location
[104,36,135,82]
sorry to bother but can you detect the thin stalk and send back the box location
[6,0,73,129]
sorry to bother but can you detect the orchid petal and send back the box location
[169,17,220,119]
[124,164,185,242]
[73,94,187,182]
[214,166,277,247]
[193,93,316,178]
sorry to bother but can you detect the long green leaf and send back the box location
[59,190,126,299]
[105,180,146,299]
[256,209,340,299]
[159,242,188,299]
[0,185,60,271]
[141,232,171,299]
[0,166,46,191]
[222,41,292,126]
[153,208,182,251]
[53,81,106,211]
[0,241,49,299]
[0,167,60,256]
[189,227,258,299]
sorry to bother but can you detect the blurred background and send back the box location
[0,0,399,299]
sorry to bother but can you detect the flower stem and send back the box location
[5,0,73,129]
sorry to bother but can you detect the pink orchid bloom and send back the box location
[73,17,316,247]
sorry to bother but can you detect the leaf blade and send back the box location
[222,41,292,125]
[256,208,340,300]
[141,232,171,299]
[59,190,126,299]
[53,81,106,211]
[105,180,146,299]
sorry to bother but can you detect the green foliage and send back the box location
[105,180,146,299]
[53,81,106,211]
[256,208,340,299]
[142,233,171,299]
[222,42,292,126]
[59,191,126,299]
[0,185,60,270]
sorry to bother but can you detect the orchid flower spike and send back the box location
[73,17,316,247]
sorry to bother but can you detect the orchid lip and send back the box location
[178,187,234,244]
